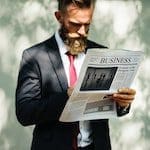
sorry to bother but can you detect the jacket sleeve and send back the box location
[15,50,68,126]
[116,103,130,116]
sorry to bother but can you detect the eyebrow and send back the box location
[69,21,90,26]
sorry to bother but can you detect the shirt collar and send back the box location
[55,30,68,56]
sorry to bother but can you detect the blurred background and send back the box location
[0,0,149,149]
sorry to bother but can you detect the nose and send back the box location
[77,25,86,36]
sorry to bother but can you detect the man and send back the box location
[15,0,136,150]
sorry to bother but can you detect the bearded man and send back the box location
[16,0,136,150]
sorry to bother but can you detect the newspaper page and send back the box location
[59,49,143,122]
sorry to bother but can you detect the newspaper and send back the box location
[59,49,143,122]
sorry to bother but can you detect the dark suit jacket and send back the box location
[16,35,129,150]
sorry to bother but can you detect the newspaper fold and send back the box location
[59,49,144,122]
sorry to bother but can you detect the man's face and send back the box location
[56,4,94,55]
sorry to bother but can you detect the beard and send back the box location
[65,36,87,55]
[59,27,87,55]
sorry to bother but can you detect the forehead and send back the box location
[64,4,94,22]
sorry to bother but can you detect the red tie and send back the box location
[67,54,78,150]
[68,54,77,87]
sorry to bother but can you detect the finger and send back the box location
[118,88,136,95]
[67,88,74,97]
[113,93,135,100]
[116,101,130,107]
[113,97,133,104]
[69,86,74,90]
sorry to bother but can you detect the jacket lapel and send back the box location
[47,35,68,91]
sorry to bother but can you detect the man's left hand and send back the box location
[112,88,136,107]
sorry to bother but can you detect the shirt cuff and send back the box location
[116,103,130,116]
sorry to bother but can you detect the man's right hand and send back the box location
[67,87,74,97]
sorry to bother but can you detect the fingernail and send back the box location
[118,89,123,92]
[113,94,117,97]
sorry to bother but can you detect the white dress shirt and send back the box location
[55,31,92,147]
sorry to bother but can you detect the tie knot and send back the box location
[68,54,75,63]
[66,52,76,63]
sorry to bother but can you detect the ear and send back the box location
[55,11,63,24]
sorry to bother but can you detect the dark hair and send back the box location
[57,0,96,11]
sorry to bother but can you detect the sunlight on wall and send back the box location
[132,78,146,111]
[140,58,150,81]
[35,25,50,42]
[134,58,150,111]
[96,1,141,38]
[19,1,47,24]
[0,29,8,54]
[15,35,30,63]
[122,33,145,51]
[111,2,140,38]
[121,122,144,147]
[0,29,11,73]
[0,89,9,133]
[94,0,143,49]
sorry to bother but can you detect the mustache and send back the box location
[64,36,87,47]
[59,27,88,41]
[67,33,88,38]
